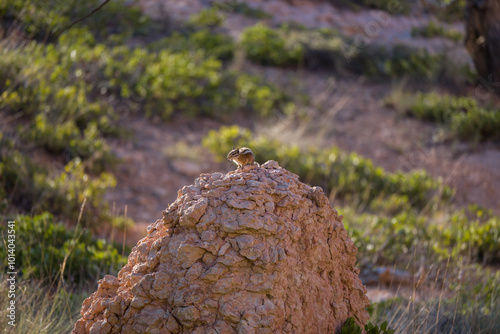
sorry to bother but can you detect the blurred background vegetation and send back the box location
[0,0,499,332]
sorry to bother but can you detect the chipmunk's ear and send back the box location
[232,147,235,150]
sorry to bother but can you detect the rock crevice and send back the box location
[73,160,370,334]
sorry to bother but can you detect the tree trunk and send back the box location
[465,0,500,91]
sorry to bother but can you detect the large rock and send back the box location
[73,161,370,333]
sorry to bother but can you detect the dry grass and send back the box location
[0,278,88,334]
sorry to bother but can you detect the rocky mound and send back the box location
[73,161,370,334]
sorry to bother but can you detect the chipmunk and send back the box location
[227,147,257,169]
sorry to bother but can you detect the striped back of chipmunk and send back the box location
[227,147,253,159]
[238,147,253,155]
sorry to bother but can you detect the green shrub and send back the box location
[409,92,478,122]
[0,0,70,40]
[0,24,290,151]
[137,50,227,118]
[188,8,226,28]
[430,0,466,22]
[240,23,304,67]
[150,30,235,61]
[0,0,152,41]
[189,30,235,61]
[451,107,500,142]
[343,37,458,82]
[0,213,127,282]
[321,0,412,14]
[0,141,117,226]
[344,204,500,266]
[356,0,411,14]
[369,194,412,216]
[342,317,395,334]
[75,0,154,39]
[151,10,235,61]
[344,209,435,264]
[56,31,287,120]
[451,266,500,316]
[212,0,272,19]
[239,23,451,81]
[34,158,117,223]
[0,145,41,213]
[436,206,500,263]
[202,126,452,210]
[0,41,117,164]
[284,25,345,71]
[135,50,291,118]
[234,74,294,117]
[401,92,500,142]
[382,45,445,80]
[411,21,463,42]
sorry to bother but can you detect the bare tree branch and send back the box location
[54,0,111,38]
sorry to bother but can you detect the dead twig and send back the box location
[52,0,111,39]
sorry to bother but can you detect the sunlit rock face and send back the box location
[72,160,369,334]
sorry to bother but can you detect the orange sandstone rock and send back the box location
[73,161,369,334]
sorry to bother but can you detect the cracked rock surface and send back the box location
[72,161,370,333]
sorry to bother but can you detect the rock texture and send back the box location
[73,161,369,334]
